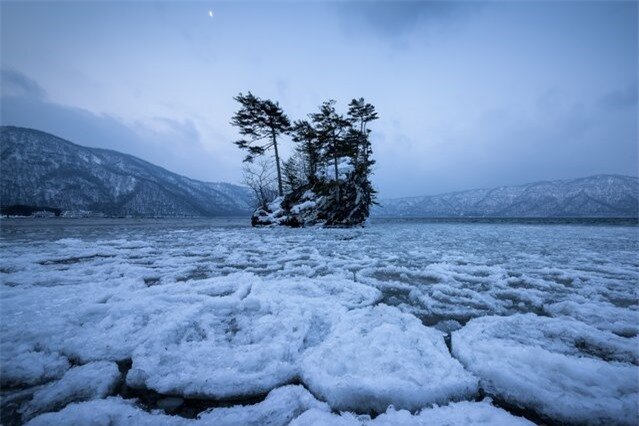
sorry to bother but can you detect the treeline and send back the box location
[1,205,61,217]
[230,92,378,226]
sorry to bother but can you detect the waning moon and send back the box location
[208,10,214,18]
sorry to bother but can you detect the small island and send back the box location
[231,93,378,227]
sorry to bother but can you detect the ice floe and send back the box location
[27,385,328,426]
[20,361,121,420]
[301,304,478,412]
[452,313,639,425]
[291,399,534,425]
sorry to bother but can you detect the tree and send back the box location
[347,98,378,168]
[282,154,306,193]
[231,92,291,196]
[310,100,351,202]
[242,157,278,209]
[290,120,320,183]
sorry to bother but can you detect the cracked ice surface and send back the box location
[452,313,639,425]
[2,218,638,424]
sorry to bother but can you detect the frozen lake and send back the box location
[1,218,638,425]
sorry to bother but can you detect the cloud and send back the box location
[597,86,638,110]
[332,1,476,39]
[0,70,242,185]
[1,69,46,99]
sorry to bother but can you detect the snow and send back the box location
[452,313,639,425]
[292,399,534,425]
[26,397,186,426]
[125,275,380,398]
[28,385,328,426]
[544,299,639,337]
[127,284,319,398]
[2,218,638,423]
[197,385,329,425]
[301,304,478,412]
[369,400,534,425]
[1,349,69,387]
[316,156,354,181]
[20,361,121,420]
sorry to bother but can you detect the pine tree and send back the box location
[231,92,290,196]
[310,100,351,202]
[347,98,378,169]
[290,120,320,184]
[282,154,305,193]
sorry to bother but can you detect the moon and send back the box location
[208,10,214,18]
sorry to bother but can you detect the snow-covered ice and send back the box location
[452,313,639,425]
[301,304,478,412]
[292,399,535,425]
[20,361,121,420]
[2,218,638,424]
[27,385,328,426]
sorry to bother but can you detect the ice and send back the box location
[26,397,187,426]
[369,400,534,425]
[291,399,534,425]
[126,275,377,398]
[2,219,638,423]
[27,385,328,426]
[544,299,639,337]
[20,361,121,420]
[290,409,362,425]
[0,348,69,387]
[197,385,330,425]
[301,304,478,412]
[127,293,318,398]
[452,313,639,425]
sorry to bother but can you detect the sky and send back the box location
[1,1,637,198]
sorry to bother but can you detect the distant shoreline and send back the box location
[1,216,637,227]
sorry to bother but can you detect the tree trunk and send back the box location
[272,130,283,196]
[333,153,340,202]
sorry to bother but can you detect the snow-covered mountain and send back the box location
[1,126,253,217]
[374,175,639,217]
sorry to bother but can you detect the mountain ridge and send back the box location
[2,125,637,218]
[1,126,253,217]
[374,174,639,217]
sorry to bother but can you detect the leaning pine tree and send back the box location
[231,92,290,196]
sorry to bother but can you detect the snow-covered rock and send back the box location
[452,313,639,425]
[20,361,121,420]
[301,304,479,412]
[252,157,372,227]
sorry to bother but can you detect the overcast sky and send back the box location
[1,1,637,198]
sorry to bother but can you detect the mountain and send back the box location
[374,175,639,218]
[1,126,253,217]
